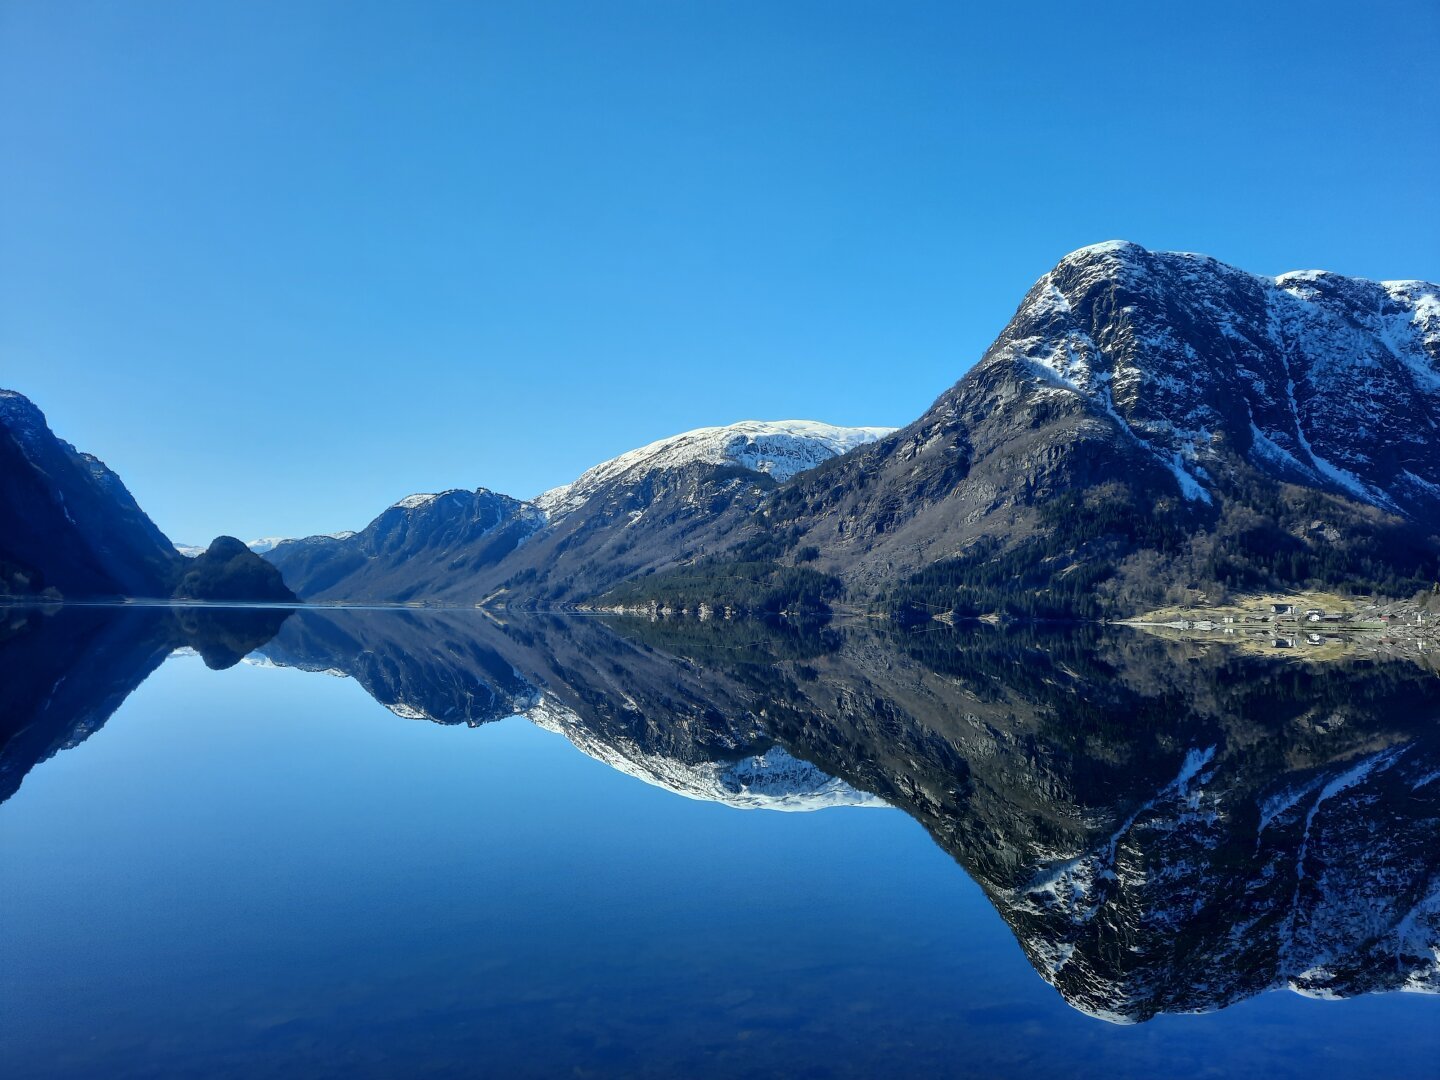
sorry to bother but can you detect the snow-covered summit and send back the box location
[393,491,450,511]
[536,419,893,522]
[995,242,1440,518]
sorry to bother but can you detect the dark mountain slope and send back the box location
[0,390,179,597]
[173,536,296,602]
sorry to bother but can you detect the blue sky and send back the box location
[2,1,1436,544]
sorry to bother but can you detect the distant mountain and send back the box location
[176,535,353,558]
[624,244,1440,617]
[264,489,544,602]
[243,536,300,555]
[0,388,296,602]
[264,421,891,603]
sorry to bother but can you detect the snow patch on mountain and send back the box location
[394,492,448,510]
[1001,243,1440,516]
[536,420,893,523]
[528,696,888,812]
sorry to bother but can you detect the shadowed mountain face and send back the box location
[263,489,545,603]
[0,390,179,598]
[4,606,1437,1022]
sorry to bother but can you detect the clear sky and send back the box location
[2,1,1437,544]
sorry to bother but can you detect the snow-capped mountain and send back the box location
[744,241,1440,610]
[537,420,892,524]
[264,419,890,603]
[999,241,1439,515]
[246,535,319,555]
[176,536,327,558]
[260,241,1438,612]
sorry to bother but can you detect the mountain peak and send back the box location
[536,419,893,522]
[1060,239,1148,262]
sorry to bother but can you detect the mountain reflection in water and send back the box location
[2,603,1438,1028]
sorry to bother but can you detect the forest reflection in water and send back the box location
[1,601,1437,1074]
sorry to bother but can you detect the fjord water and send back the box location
[1,608,1436,1079]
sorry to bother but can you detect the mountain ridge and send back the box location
[264,419,891,603]
[252,242,1439,616]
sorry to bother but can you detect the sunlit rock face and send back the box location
[761,244,1440,601]
[255,247,1440,611]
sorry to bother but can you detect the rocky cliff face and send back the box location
[0,389,306,603]
[751,244,1440,609]
[997,243,1439,518]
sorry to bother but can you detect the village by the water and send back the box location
[1128,590,1440,663]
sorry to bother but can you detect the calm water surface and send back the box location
[0,607,1436,1078]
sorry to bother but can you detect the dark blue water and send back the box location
[1,610,1436,1078]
